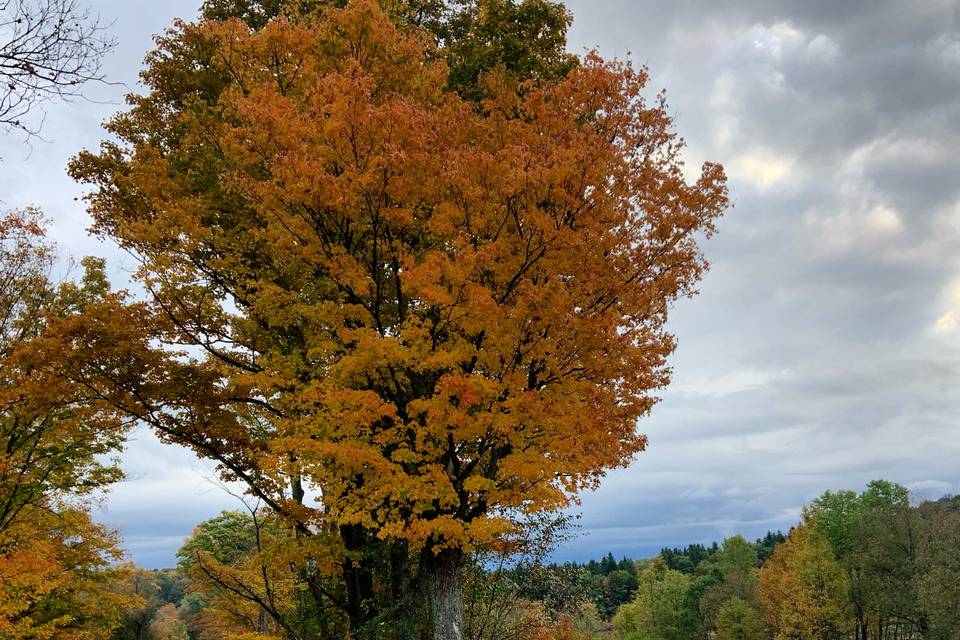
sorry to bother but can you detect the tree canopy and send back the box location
[69,0,726,635]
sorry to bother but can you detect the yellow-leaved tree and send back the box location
[69,1,727,637]
[757,523,853,640]
[0,210,137,638]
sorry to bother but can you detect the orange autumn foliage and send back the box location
[0,508,136,640]
[0,211,137,638]
[70,0,726,567]
[0,211,127,528]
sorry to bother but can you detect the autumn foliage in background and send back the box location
[0,211,138,638]
[104,481,960,640]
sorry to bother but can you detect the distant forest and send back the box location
[113,481,960,640]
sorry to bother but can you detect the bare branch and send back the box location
[0,0,114,139]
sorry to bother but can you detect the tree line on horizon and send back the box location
[102,480,960,640]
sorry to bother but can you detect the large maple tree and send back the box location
[70,1,727,637]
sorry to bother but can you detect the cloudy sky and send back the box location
[1,0,958,569]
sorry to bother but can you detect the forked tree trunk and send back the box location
[423,548,465,640]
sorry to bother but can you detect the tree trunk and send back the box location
[389,539,423,637]
[423,548,465,640]
[340,524,375,632]
[854,604,867,640]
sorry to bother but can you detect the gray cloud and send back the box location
[92,426,241,568]
[557,0,960,562]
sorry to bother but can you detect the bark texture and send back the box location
[424,549,465,640]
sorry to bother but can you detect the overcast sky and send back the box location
[1,0,958,569]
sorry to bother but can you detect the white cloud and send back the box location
[804,200,902,253]
[675,367,794,398]
[929,32,960,66]
[931,277,960,335]
[728,148,795,189]
[848,134,953,168]
[865,204,902,233]
[708,71,739,148]
[748,21,806,60]
[933,311,958,334]
[805,34,841,62]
